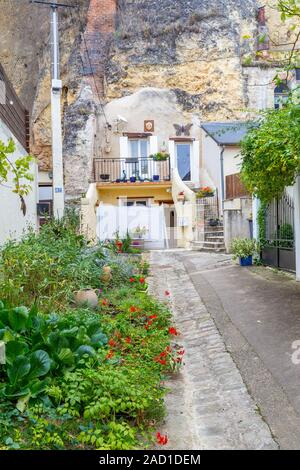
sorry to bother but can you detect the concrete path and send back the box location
[149,250,277,450]
[177,250,300,450]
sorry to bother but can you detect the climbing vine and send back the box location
[240,102,300,203]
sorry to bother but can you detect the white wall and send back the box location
[0,120,38,245]
[223,146,242,177]
[201,130,221,191]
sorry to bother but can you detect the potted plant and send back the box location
[131,225,147,239]
[149,152,170,161]
[129,176,136,183]
[196,186,215,198]
[153,175,160,181]
[177,191,185,202]
[230,238,258,266]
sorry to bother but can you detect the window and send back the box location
[121,198,149,207]
[128,139,149,176]
[176,143,191,181]
[274,84,289,109]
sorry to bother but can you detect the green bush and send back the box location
[230,238,258,260]
[0,215,181,449]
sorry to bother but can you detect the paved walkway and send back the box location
[149,250,277,450]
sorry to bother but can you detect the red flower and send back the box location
[149,314,157,320]
[165,290,170,296]
[130,306,137,313]
[156,432,168,445]
[160,350,167,357]
[154,356,167,365]
[129,277,135,283]
[169,327,178,336]
[139,277,145,284]
[101,299,108,306]
[125,337,131,344]
[106,350,114,359]
[108,339,116,347]
[178,349,185,355]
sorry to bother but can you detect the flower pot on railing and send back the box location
[153,175,160,181]
[100,174,110,181]
[129,176,136,183]
[149,152,170,162]
[196,186,215,198]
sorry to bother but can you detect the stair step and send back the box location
[205,236,224,243]
[203,241,225,247]
[204,231,224,237]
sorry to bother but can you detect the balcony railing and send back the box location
[93,157,171,183]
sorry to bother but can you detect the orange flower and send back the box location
[125,337,131,344]
[101,299,108,306]
[108,339,116,347]
[139,277,145,284]
[106,350,114,359]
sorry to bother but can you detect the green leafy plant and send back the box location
[149,152,169,161]
[230,238,259,260]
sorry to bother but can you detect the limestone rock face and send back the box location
[0,0,293,200]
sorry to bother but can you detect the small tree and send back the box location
[0,138,34,215]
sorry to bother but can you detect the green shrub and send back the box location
[230,238,258,260]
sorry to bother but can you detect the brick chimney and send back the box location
[82,0,117,98]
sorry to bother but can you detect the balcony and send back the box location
[93,157,171,185]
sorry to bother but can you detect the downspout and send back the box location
[220,145,225,213]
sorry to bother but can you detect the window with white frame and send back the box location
[175,142,191,181]
[128,139,149,176]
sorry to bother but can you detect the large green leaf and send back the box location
[90,332,108,347]
[27,350,51,379]
[7,355,31,386]
[47,331,69,352]
[30,378,50,398]
[75,345,96,357]
[57,348,74,366]
[6,341,29,365]
[8,307,29,332]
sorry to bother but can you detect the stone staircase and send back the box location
[191,198,226,253]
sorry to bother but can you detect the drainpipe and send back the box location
[220,146,225,213]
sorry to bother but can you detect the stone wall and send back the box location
[224,198,253,252]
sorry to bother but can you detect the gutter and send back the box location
[220,145,225,212]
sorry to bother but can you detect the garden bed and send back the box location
[0,215,182,450]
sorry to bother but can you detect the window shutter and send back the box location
[192,140,200,186]
[119,136,128,159]
[168,140,175,169]
[149,136,158,155]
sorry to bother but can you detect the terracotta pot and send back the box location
[74,289,98,308]
[101,265,112,283]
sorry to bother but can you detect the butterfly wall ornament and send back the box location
[173,123,193,136]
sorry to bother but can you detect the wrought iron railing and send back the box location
[93,157,171,183]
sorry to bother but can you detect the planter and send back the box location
[208,219,219,227]
[153,175,160,181]
[115,179,121,183]
[100,174,110,181]
[74,289,98,308]
[129,176,136,183]
[239,255,253,267]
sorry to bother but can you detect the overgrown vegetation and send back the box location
[0,216,181,449]
[240,101,300,203]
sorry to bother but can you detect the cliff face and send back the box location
[0,0,293,201]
